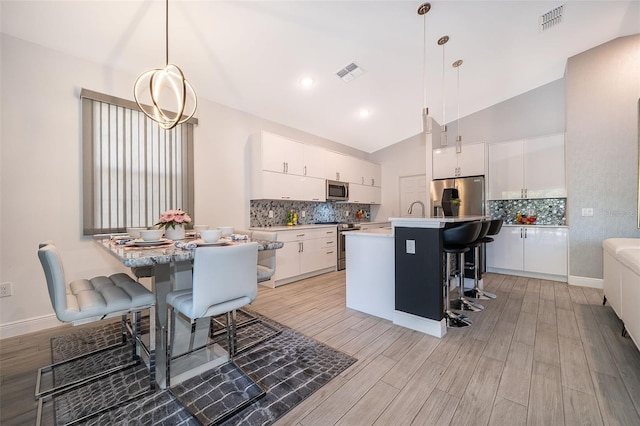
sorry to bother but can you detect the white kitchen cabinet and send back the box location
[251,171,325,202]
[272,227,337,286]
[260,131,304,175]
[324,151,349,182]
[486,226,568,278]
[302,144,326,178]
[432,142,485,179]
[350,158,382,187]
[349,183,381,204]
[488,134,565,200]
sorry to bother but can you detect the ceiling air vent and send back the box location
[336,62,365,83]
[540,4,564,31]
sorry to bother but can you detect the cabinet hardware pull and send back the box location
[327,251,334,254]
[281,196,290,199]
[337,172,340,181]
[312,198,320,201]
[524,188,528,198]
[362,177,364,184]
[524,228,528,238]
[520,228,523,238]
[283,162,286,173]
[371,178,375,186]
[304,165,307,176]
[296,234,305,237]
[301,242,304,252]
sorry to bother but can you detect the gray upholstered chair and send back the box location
[165,243,259,387]
[251,230,278,283]
[35,242,156,404]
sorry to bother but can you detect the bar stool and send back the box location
[465,218,503,300]
[442,221,482,327]
[464,220,494,300]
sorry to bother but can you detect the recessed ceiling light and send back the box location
[300,77,314,88]
[359,109,370,118]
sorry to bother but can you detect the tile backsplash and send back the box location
[250,200,372,227]
[489,198,566,225]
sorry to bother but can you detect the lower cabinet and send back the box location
[486,226,567,279]
[271,227,337,287]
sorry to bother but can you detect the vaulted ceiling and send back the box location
[2,1,638,152]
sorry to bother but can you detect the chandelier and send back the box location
[134,0,197,130]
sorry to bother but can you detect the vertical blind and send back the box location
[81,89,196,235]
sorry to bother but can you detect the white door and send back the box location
[399,174,428,217]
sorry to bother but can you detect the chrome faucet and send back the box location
[408,201,426,218]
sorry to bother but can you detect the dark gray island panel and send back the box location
[394,227,444,321]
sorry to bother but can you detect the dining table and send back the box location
[94,233,284,388]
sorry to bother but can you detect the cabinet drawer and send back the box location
[278,230,310,243]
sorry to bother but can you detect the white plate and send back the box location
[129,238,172,247]
[195,239,230,247]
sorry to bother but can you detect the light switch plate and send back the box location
[268,210,274,218]
[581,208,594,217]
[406,240,416,255]
[301,211,306,218]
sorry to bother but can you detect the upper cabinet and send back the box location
[432,142,485,179]
[251,131,381,203]
[488,133,565,200]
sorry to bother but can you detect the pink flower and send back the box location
[155,209,191,228]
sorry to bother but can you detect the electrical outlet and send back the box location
[301,211,306,218]
[345,211,349,216]
[268,210,274,218]
[581,208,594,217]
[0,282,12,298]
[406,240,416,255]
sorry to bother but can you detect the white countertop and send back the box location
[346,227,393,238]
[250,224,337,232]
[390,216,489,228]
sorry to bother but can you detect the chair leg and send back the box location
[444,252,472,328]
[450,252,484,312]
[464,245,496,300]
[166,306,175,388]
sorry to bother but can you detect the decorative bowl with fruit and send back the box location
[516,213,537,224]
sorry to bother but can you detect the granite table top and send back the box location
[95,236,284,268]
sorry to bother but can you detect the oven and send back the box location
[338,223,361,270]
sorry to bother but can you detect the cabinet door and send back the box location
[273,240,301,281]
[303,144,326,179]
[524,227,567,275]
[371,162,381,187]
[457,143,485,177]
[348,183,370,204]
[300,236,337,273]
[370,186,382,204]
[523,134,566,198]
[256,171,303,201]
[324,151,347,181]
[432,146,458,179]
[301,176,326,202]
[486,226,524,270]
[261,132,304,175]
[488,140,524,200]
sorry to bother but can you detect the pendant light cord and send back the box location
[165,0,169,66]
[422,16,427,109]
[441,43,446,126]
[456,65,460,139]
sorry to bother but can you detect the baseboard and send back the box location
[568,275,603,289]
[0,313,62,340]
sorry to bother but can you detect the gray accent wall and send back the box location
[566,34,640,279]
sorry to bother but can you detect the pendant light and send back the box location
[418,3,431,134]
[452,59,463,154]
[438,35,449,146]
[134,0,197,130]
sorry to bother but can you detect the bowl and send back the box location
[139,229,164,241]
[201,229,222,243]
[126,227,147,238]
[218,226,233,237]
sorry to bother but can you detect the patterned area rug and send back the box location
[47,311,356,425]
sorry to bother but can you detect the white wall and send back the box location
[566,34,640,279]
[370,132,432,221]
[0,35,367,337]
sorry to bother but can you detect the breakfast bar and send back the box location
[345,216,487,337]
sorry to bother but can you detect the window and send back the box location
[81,89,196,235]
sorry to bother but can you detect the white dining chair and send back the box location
[252,230,278,283]
[35,242,156,409]
[164,242,260,388]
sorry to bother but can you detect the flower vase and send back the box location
[165,224,185,240]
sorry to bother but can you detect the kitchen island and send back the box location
[345,216,486,337]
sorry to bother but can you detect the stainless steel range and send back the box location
[337,223,361,270]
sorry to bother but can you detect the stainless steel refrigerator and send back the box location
[430,175,485,217]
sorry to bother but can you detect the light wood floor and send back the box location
[2,272,640,425]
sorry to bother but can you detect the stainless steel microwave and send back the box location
[326,180,349,201]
